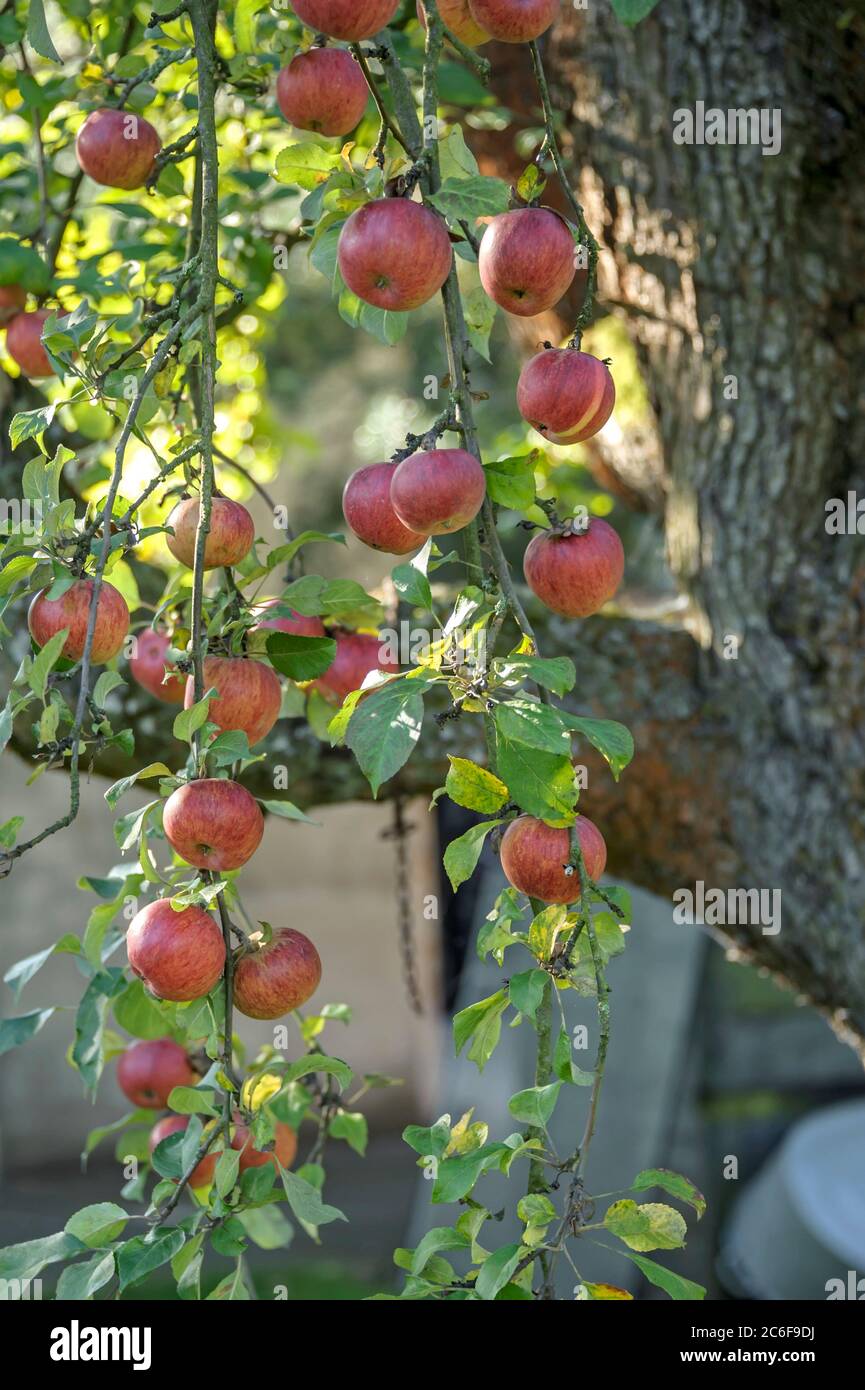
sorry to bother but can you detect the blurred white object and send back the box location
[719,1098,865,1299]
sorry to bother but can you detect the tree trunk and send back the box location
[3,1,864,1051]
[541,0,865,1048]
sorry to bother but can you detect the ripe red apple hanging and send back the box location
[117,1038,197,1109]
[232,1119,298,1171]
[467,0,558,42]
[163,778,265,872]
[417,0,491,45]
[479,208,576,317]
[28,579,130,664]
[0,284,26,326]
[314,630,399,705]
[338,199,453,311]
[233,926,323,1020]
[251,600,326,639]
[290,0,400,41]
[76,108,161,189]
[500,814,607,904]
[149,1116,220,1188]
[523,517,624,618]
[390,448,486,535]
[276,49,369,137]
[343,461,427,554]
[129,628,186,703]
[126,899,227,1001]
[6,308,61,378]
[184,654,282,748]
[517,348,615,445]
[166,495,255,570]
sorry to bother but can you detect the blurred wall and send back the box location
[0,752,443,1170]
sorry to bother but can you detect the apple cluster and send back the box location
[117,1039,297,1190]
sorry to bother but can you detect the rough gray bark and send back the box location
[2,1,864,1050]
[544,0,865,1048]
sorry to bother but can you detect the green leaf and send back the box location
[65,1203,128,1248]
[173,696,212,744]
[476,1243,522,1301]
[234,0,269,49]
[508,969,548,1023]
[274,143,343,191]
[445,756,508,813]
[494,698,572,754]
[553,1027,594,1085]
[632,1168,706,1219]
[564,714,634,780]
[463,284,497,363]
[278,1167,346,1233]
[258,798,315,823]
[337,288,409,346]
[483,453,537,511]
[618,1250,706,1300]
[453,989,508,1073]
[214,1147,241,1199]
[104,762,172,810]
[0,1231,84,1285]
[238,1206,293,1251]
[116,1229,185,1292]
[0,238,50,294]
[516,165,546,203]
[391,560,433,610]
[344,678,429,797]
[496,733,577,825]
[431,1143,511,1204]
[265,632,336,681]
[9,403,56,449]
[604,1199,687,1252]
[442,818,505,891]
[3,935,79,1000]
[428,176,510,224]
[610,0,661,25]
[28,628,69,699]
[167,1086,221,1117]
[55,1250,116,1300]
[507,1082,561,1128]
[492,654,576,697]
[410,1227,470,1276]
[403,1116,451,1160]
[0,1008,55,1055]
[0,556,37,598]
[26,0,61,63]
[329,1110,368,1156]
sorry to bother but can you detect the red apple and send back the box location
[76,108,161,189]
[291,0,400,41]
[185,654,282,747]
[467,0,558,43]
[162,778,264,872]
[231,1118,298,1172]
[28,579,130,665]
[343,462,427,554]
[127,899,226,1001]
[479,208,575,317]
[0,284,26,326]
[276,49,368,137]
[338,199,453,311]
[233,927,322,1020]
[6,308,61,378]
[517,348,615,445]
[314,630,399,705]
[129,628,186,703]
[523,518,624,618]
[117,1038,196,1109]
[149,1115,221,1189]
[251,600,325,640]
[418,0,491,45]
[390,448,486,536]
[499,814,607,904]
[166,495,255,571]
